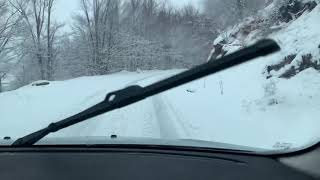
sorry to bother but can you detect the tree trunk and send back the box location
[47,0,53,80]
[38,53,46,80]
[236,0,245,20]
[0,77,2,93]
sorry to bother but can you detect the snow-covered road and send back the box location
[50,70,184,140]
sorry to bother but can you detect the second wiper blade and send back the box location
[12,39,280,147]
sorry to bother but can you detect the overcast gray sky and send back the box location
[54,0,202,30]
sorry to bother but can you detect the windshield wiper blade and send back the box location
[12,39,280,147]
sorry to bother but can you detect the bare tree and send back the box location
[10,0,61,80]
[122,0,143,33]
[0,0,20,92]
[203,0,266,28]
[46,0,63,80]
[60,0,218,77]
[74,0,121,74]
[46,0,53,80]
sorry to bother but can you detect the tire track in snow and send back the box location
[52,88,112,137]
[123,71,190,139]
[54,75,160,137]
[140,98,161,138]
[58,73,166,138]
[151,94,190,139]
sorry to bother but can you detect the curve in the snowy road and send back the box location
[125,71,189,140]
[152,94,190,139]
[56,71,189,140]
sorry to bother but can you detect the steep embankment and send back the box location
[195,0,320,150]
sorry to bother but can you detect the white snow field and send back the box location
[1,3,320,151]
[1,66,320,151]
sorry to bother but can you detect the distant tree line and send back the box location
[203,0,268,29]
[0,0,271,90]
[57,0,217,79]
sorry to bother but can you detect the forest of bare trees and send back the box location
[0,0,271,91]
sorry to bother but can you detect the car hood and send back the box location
[0,136,268,152]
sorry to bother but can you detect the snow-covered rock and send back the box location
[210,0,320,79]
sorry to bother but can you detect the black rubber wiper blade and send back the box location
[12,39,280,147]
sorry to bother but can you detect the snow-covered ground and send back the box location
[1,66,320,151]
[1,2,320,151]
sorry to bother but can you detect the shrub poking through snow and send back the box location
[279,66,297,79]
[280,54,320,79]
[266,53,320,79]
[298,54,320,72]
[266,54,297,75]
[263,80,280,106]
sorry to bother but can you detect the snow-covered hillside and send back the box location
[211,0,320,79]
[1,1,320,151]
[205,0,320,150]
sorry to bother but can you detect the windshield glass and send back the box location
[0,0,319,153]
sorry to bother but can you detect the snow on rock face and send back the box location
[267,3,320,78]
[211,0,320,79]
[203,1,320,149]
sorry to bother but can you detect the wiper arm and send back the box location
[12,39,280,147]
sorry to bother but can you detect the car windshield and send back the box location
[0,0,319,153]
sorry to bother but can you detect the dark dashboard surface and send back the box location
[0,147,315,180]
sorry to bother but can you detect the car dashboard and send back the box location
[0,145,318,180]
